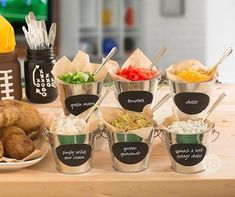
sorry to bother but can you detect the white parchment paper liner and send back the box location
[0,119,48,162]
[52,50,108,83]
[159,115,214,133]
[49,108,99,135]
[106,48,159,82]
[166,59,217,83]
[99,106,157,139]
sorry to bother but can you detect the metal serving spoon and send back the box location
[202,92,226,122]
[94,47,118,76]
[149,46,167,70]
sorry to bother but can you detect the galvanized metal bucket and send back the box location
[104,128,156,172]
[160,118,219,174]
[112,75,161,112]
[48,130,98,174]
[56,81,105,150]
[57,81,103,116]
[167,79,215,118]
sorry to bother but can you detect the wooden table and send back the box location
[1,84,235,197]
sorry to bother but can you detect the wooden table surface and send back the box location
[1,84,235,197]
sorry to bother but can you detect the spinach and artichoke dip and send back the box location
[167,120,208,134]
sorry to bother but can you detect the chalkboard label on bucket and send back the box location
[56,144,92,166]
[170,144,207,166]
[112,142,149,164]
[118,91,153,112]
[65,94,99,115]
[174,92,209,114]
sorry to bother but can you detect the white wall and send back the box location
[59,0,235,83]
[59,0,79,58]
[143,0,207,69]
[206,0,235,83]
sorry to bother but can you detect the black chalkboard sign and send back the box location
[65,94,99,115]
[56,144,92,166]
[170,144,206,166]
[174,92,209,114]
[118,91,153,112]
[112,142,149,164]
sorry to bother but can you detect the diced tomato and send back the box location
[117,65,158,81]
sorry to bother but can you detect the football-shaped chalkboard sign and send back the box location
[65,94,99,115]
[56,144,92,166]
[112,142,149,164]
[170,144,206,166]
[118,91,153,112]
[174,92,209,114]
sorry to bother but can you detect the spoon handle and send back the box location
[94,47,118,76]
[215,47,233,68]
[152,93,171,112]
[149,47,167,70]
[202,92,226,122]
[84,89,110,122]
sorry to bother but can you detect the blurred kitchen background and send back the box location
[1,0,235,83]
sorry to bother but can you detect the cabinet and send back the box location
[59,0,142,63]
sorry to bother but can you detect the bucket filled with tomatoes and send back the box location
[107,49,161,112]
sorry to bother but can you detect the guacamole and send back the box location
[112,114,152,131]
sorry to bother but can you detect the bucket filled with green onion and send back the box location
[52,50,109,116]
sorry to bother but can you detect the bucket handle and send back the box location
[39,129,49,143]
[154,129,166,142]
[211,129,220,143]
[157,80,168,91]
[96,128,106,139]
[154,128,161,138]
[98,127,108,140]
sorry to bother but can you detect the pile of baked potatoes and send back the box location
[0,100,44,160]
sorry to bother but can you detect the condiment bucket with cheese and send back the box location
[48,110,99,174]
[0,15,22,100]
[168,79,215,118]
[166,59,215,118]
[107,48,162,112]
[166,48,232,118]
[159,116,219,173]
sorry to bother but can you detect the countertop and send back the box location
[1,84,235,197]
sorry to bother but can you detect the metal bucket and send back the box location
[57,80,103,116]
[105,128,156,172]
[112,75,161,112]
[167,79,215,117]
[56,81,105,151]
[160,118,219,173]
[48,130,97,174]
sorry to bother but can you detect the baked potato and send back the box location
[0,100,42,140]
[0,141,3,158]
[1,126,35,160]
[0,103,19,128]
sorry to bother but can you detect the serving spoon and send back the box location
[203,47,233,77]
[152,93,171,112]
[202,92,226,122]
[94,47,118,76]
[142,93,171,117]
[149,47,167,70]
[83,89,110,122]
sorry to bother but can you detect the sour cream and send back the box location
[52,115,87,135]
